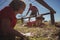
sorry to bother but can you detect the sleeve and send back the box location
[7,7,17,28]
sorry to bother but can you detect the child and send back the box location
[0,0,26,40]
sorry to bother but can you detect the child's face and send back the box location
[17,7,25,14]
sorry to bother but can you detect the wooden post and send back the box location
[50,12,55,25]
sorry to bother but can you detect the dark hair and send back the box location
[9,0,26,11]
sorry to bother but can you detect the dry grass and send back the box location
[14,21,60,40]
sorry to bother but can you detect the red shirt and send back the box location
[0,6,17,28]
[27,21,36,27]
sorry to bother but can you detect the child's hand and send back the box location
[20,35,29,40]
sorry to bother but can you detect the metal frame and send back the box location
[36,0,56,25]
[18,0,56,25]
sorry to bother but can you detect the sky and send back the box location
[0,0,60,22]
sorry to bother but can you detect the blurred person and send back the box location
[26,4,39,22]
